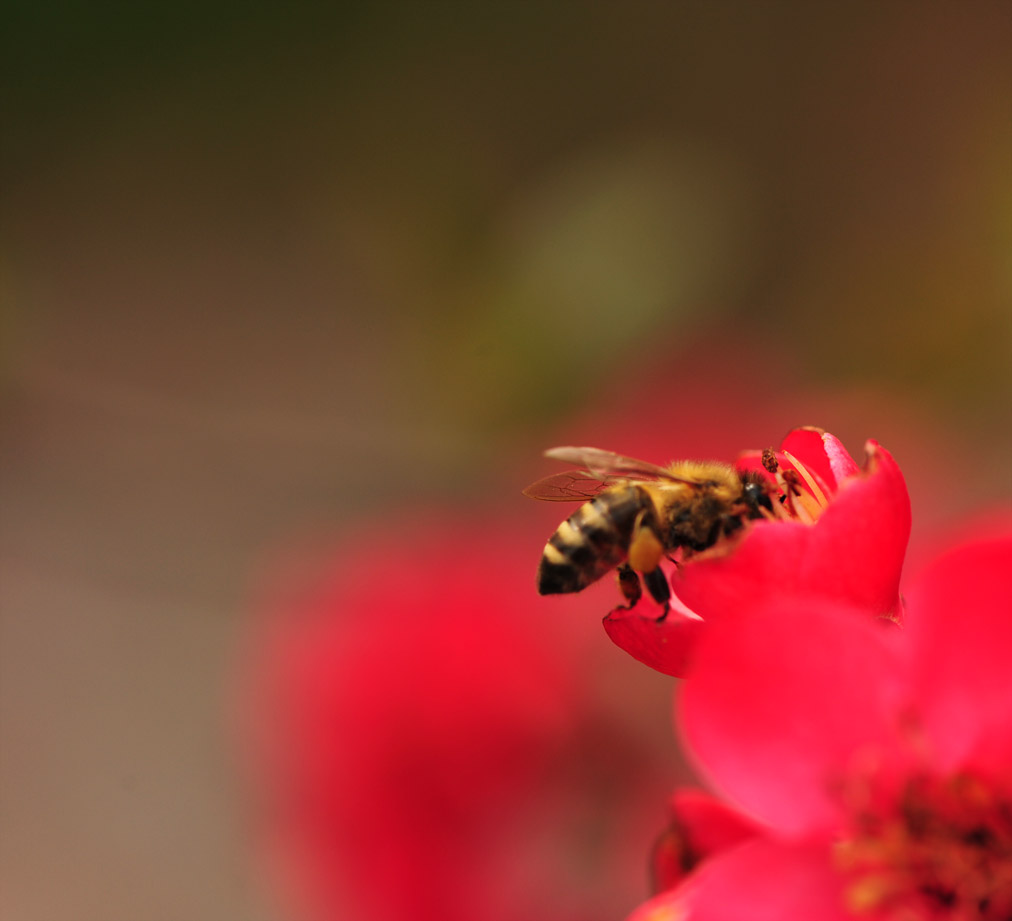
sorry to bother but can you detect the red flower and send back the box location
[605,427,911,677]
[238,516,680,921]
[626,532,1012,920]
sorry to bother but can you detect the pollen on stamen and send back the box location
[835,772,1012,920]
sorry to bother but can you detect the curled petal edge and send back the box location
[628,838,851,921]
[652,788,762,893]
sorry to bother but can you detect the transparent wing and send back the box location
[522,471,613,502]
[524,445,700,501]
[542,446,690,482]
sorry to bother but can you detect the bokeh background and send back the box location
[1,4,1010,920]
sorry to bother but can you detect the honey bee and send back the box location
[524,446,775,611]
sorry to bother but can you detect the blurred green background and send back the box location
[1,3,1010,920]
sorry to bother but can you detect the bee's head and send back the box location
[740,472,774,517]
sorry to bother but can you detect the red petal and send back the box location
[676,442,910,622]
[906,532,1012,780]
[679,600,905,837]
[629,838,852,921]
[603,594,705,678]
[822,433,861,484]
[780,426,859,493]
[652,789,762,892]
[667,788,763,858]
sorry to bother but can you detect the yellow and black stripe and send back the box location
[537,485,651,595]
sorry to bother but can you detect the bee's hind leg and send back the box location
[616,563,642,608]
[628,513,671,619]
[642,567,671,621]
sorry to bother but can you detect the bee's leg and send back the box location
[642,567,671,620]
[628,513,664,573]
[629,514,670,619]
[616,563,642,608]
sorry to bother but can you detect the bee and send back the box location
[524,446,775,611]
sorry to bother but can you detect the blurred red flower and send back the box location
[649,789,760,894]
[605,427,911,676]
[238,516,680,921]
[626,533,1012,920]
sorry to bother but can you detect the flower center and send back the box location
[761,448,831,525]
[835,772,1012,919]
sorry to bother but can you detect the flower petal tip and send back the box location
[603,602,704,678]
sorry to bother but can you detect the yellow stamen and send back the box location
[835,771,1012,919]
[781,450,830,509]
[775,471,815,525]
[793,488,824,521]
[642,904,686,921]
[846,873,901,913]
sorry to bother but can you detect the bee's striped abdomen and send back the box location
[537,485,647,595]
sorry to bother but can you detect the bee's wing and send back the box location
[522,471,615,502]
[525,445,700,501]
[542,446,690,482]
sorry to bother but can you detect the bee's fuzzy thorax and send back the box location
[664,460,740,486]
